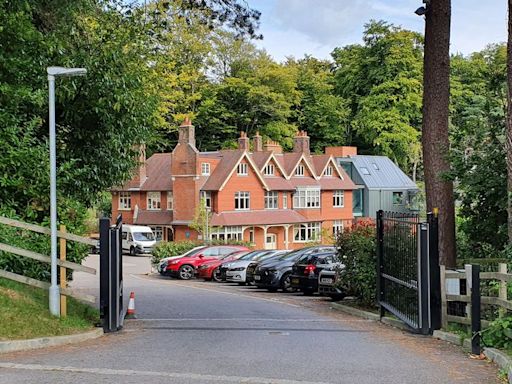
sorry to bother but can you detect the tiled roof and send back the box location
[141,154,172,191]
[311,155,330,175]
[251,151,272,169]
[210,210,308,226]
[114,153,172,191]
[264,177,294,191]
[115,147,358,194]
[201,150,244,191]
[319,177,357,190]
[134,210,173,225]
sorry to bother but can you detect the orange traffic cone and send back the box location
[125,291,136,319]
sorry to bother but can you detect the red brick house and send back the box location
[111,118,356,250]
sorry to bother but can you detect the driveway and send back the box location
[0,255,501,384]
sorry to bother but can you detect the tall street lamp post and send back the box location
[47,66,87,316]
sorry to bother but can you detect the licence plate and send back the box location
[320,278,333,284]
[254,275,261,281]
[291,278,300,285]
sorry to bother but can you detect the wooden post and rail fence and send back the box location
[440,263,512,354]
[0,216,97,317]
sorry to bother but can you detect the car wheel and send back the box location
[129,246,136,256]
[267,287,278,292]
[212,268,222,282]
[280,273,296,293]
[178,264,195,280]
[303,288,315,296]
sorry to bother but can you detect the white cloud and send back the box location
[252,0,507,62]
[272,0,373,45]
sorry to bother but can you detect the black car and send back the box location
[290,251,341,295]
[253,246,335,292]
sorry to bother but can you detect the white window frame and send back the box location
[293,187,320,208]
[200,191,212,210]
[264,191,278,209]
[147,192,161,210]
[167,191,173,210]
[324,166,333,176]
[201,162,210,176]
[237,163,248,175]
[293,222,321,243]
[333,190,344,208]
[234,191,250,210]
[295,164,305,176]
[211,226,243,242]
[283,194,288,209]
[264,164,274,176]
[119,192,131,210]
[151,226,164,241]
[333,220,343,236]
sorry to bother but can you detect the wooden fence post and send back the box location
[499,263,507,318]
[60,225,67,317]
[440,265,448,329]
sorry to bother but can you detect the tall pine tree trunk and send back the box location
[507,0,512,243]
[421,0,456,267]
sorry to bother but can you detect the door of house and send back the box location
[265,233,277,250]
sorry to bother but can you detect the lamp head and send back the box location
[47,67,87,77]
[414,6,426,16]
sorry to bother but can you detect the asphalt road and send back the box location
[0,255,501,384]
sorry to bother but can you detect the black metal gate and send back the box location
[376,210,440,334]
[99,215,123,333]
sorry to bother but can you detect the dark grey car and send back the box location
[253,246,335,292]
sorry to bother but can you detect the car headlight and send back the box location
[268,269,277,274]
[232,267,245,271]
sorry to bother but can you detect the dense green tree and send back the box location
[286,56,350,153]
[331,21,423,174]
[450,45,507,256]
[195,51,300,149]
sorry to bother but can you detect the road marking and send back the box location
[0,362,333,384]
[131,318,346,322]
[130,274,303,308]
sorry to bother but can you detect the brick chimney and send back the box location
[252,131,263,152]
[178,116,196,148]
[293,130,310,154]
[132,143,147,187]
[325,146,357,157]
[263,140,282,154]
[238,131,249,151]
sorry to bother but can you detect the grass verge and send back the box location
[0,277,99,341]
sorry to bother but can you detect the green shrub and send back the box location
[482,315,512,351]
[335,220,376,307]
[151,241,201,265]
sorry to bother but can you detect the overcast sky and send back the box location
[250,0,507,62]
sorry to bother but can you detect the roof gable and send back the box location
[202,150,269,192]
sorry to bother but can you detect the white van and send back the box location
[122,225,156,256]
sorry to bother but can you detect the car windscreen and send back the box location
[183,247,207,257]
[132,232,154,241]
[238,251,262,260]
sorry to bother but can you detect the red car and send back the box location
[197,251,249,282]
[159,245,249,280]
